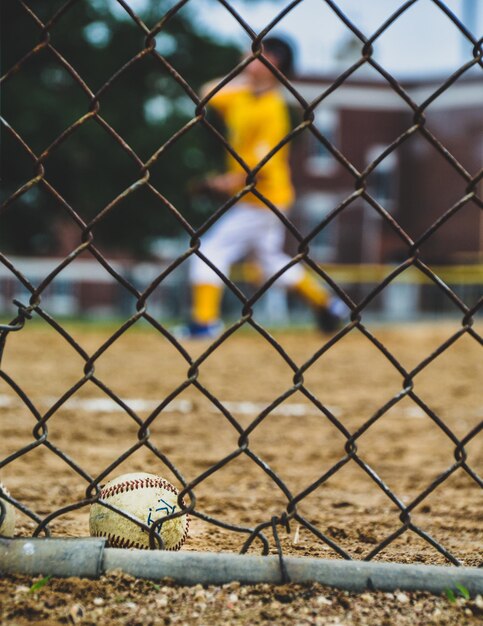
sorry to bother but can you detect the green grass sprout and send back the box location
[445,588,457,603]
[29,576,52,594]
[445,584,471,604]
[455,583,470,600]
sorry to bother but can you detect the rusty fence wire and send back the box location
[0,0,482,567]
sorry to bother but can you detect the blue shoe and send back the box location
[173,321,223,340]
[315,298,349,333]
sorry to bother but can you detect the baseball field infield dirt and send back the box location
[0,320,481,624]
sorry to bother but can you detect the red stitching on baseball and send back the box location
[92,531,144,550]
[100,477,179,500]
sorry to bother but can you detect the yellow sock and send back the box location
[192,283,223,325]
[293,272,329,308]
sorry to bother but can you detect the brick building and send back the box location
[288,69,482,266]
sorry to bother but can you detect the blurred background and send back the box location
[1,0,482,325]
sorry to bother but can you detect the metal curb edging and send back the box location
[1,538,482,595]
[0,538,106,579]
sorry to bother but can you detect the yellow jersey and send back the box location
[208,84,295,209]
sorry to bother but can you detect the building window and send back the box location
[47,280,78,316]
[300,192,339,262]
[366,144,398,213]
[306,108,339,176]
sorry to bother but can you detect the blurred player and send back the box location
[182,36,347,339]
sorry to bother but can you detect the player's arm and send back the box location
[200,76,247,111]
[201,172,246,195]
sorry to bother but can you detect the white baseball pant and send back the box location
[189,204,304,287]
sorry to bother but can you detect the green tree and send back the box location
[1,0,240,256]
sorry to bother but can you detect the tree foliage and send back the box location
[1,0,241,256]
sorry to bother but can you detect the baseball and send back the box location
[0,482,16,537]
[89,472,189,550]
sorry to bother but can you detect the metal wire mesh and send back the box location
[1,0,482,566]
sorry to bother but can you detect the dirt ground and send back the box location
[0,320,482,623]
[1,573,482,625]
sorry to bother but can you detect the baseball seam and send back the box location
[100,476,178,499]
[93,522,189,551]
[95,531,145,550]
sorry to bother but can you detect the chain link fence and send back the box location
[1,0,482,568]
